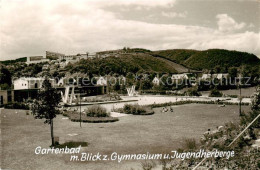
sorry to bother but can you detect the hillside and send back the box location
[0,57,26,65]
[66,53,180,75]
[153,49,260,70]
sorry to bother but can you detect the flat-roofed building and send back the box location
[46,51,65,60]
[13,77,55,90]
[26,56,50,65]
[172,73,189,80]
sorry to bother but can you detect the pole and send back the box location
[80,88,81,128]
[239,86,242,116]
[238,74,242,116]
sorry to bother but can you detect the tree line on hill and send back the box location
[1,48,259,91]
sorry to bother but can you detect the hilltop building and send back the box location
[46,51,65,60]
[26,56,49,65]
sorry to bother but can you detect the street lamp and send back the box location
[78,86,82,127]
[238,74,242,116]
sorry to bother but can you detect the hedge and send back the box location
[3,102,29,110]
[148,100,250,108]
[63,111,119,123]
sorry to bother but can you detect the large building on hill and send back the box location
[46,51,65,59]
[26,56,50,65]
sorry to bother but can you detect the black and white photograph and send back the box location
[0,0,260,169]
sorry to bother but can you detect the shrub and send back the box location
[4,102,29,110]
[70,114,119,123]
[63,111,119,123]
[86,105,109,117]
[181,138,197,151]
[209,88,223,97]
[148,100,249,108]
[227,94,238,98]
[123,104,153,115]
[54,141,88,148]
[123,104,132,114]
[185,87,201,96]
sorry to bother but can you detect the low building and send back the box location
[26,56,49,65]
[201,74,212,80]
[152,77,160,85]
[42,64,49,70]
[13,77,55,90]
[96,77,107,86]
[59,55,77,61]
[171,73,189,80]
[201,73,228,80]
[77,52,97,59]
[215,73,229,80]
[13,77,56,102]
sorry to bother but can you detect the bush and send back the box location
[182,138,197,151]
[123,104,153,115]
[4,102,29,110]
[185,87,201,96]
[86,105,109,117]
[70,115,119,123]
[209,88,223,97]
[63,111,119,123]
[123,104,132,114]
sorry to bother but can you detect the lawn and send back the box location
[220,87,256,97]
[1,104,250,170]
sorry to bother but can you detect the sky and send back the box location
[0,0,259,60]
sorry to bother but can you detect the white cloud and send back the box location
[161,11,187,18]
[216,14,246,32]
[249,23,255,28]
[0,0,259,60]
[188,31,260,56]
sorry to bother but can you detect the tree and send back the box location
[31,78,61,146]
[209,88,222,97]
[139,79,152,90]
[0,65,12,86]
[185,87,201,96]
[228,67,238,79]
[251,86,260,111]
[240,86,260,139]
[214,65,221,73]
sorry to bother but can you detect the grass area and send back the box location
[220,87,256,97]
[1,104,250,169]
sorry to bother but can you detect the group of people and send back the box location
[161,106,174,113]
